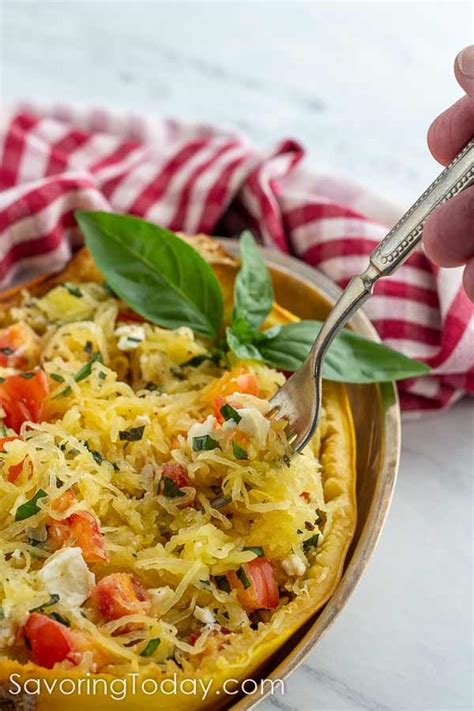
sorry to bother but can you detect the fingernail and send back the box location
[456,46,474,78]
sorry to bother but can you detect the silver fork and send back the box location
[270,139,474,452]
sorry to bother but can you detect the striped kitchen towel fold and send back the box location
[0,103,472,412]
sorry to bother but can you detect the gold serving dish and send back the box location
[222,243,401,710]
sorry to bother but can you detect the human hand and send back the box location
[423,46,474,301]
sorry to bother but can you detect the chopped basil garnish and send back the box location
[181,350,222,367]
[30,594,60,612]
[232,441,248,460]
[181,354,208,367]
[19,372,35,379]
[303,534,320,554]
[236,566,251,589]
[192,435,220,451]
[210,494,232,509]
[98,371,107,380]
[140,638,161,657]
[161,477,185,498]
[63,283,82,298]
[0,347,14,355]
[0,377,5,384]
[54,352,103,398]
[84,442,103,465]
[119,426,145,442]
[84,341,93,355]
[50,612,71,627]
[50,373,65,383]
[15,489,48,521]
[243,546,264,557]
[215,575,231,593]
[0,424,7,436]
[220,404,241,423]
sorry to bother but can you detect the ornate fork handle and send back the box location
[306,139,474,406]
[370,138,474,273]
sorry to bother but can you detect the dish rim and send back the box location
[221,242,401,711]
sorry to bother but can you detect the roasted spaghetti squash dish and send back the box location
[0,234,356,709]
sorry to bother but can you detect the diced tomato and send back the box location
[23,613,73,669]
[91,573,151,621]
[51,490,76,513]
[213,397,226,424]
[0,323,40,369]
[234,371,259,397]
[226,557,279,611]
[48,510,108,563]
[117,310,146,324]
[0,370,49,432]
[300,491,311,503]
[202,367,260,405]
[0,436,31,483]
[189,631,201,646]
[159,462,190,490]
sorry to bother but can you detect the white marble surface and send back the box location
[1,2,473,709]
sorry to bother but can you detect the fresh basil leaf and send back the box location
[236,566,251,589]
[140,638,161,657]
[50,612,71,627]
[303,533,320,554]
[75,211,223,339]
[63,283,82,298]
[220,404,241,423]
[161,477,185,498]
[50,373,65,383]
[257,321,430,383]
[226,326,263,362]
[54,352,103,398]
[232,441,248,460]
[234,232,273,329]
[214,575,231,593]
[119,426,145,442]
[15,489,48,521]
[243,546,264,557]
[192,435,220,451]
[30,594,60,613]
[210,494,232,509]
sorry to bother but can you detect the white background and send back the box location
[1,2,473,710]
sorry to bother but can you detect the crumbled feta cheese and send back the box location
[228,393,269,414]
[237,408,270,447]
[37,547,95,608]
[194,606,216,625]
[281,554,307,577]
[187,415,217,448]
[222,419,237,431]
[135,415,151,427]
[114,324,145,351]
[148,586,175,617]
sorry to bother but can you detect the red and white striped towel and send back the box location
[0,104,472,412]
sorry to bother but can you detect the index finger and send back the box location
[454,45,474,97]
[427,46,474,166]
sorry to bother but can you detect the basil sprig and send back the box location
[224,233,429,382]
[75,211,223,339]
[76,212,429,383]
[255,321,430,383]
[233,231,273,328]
